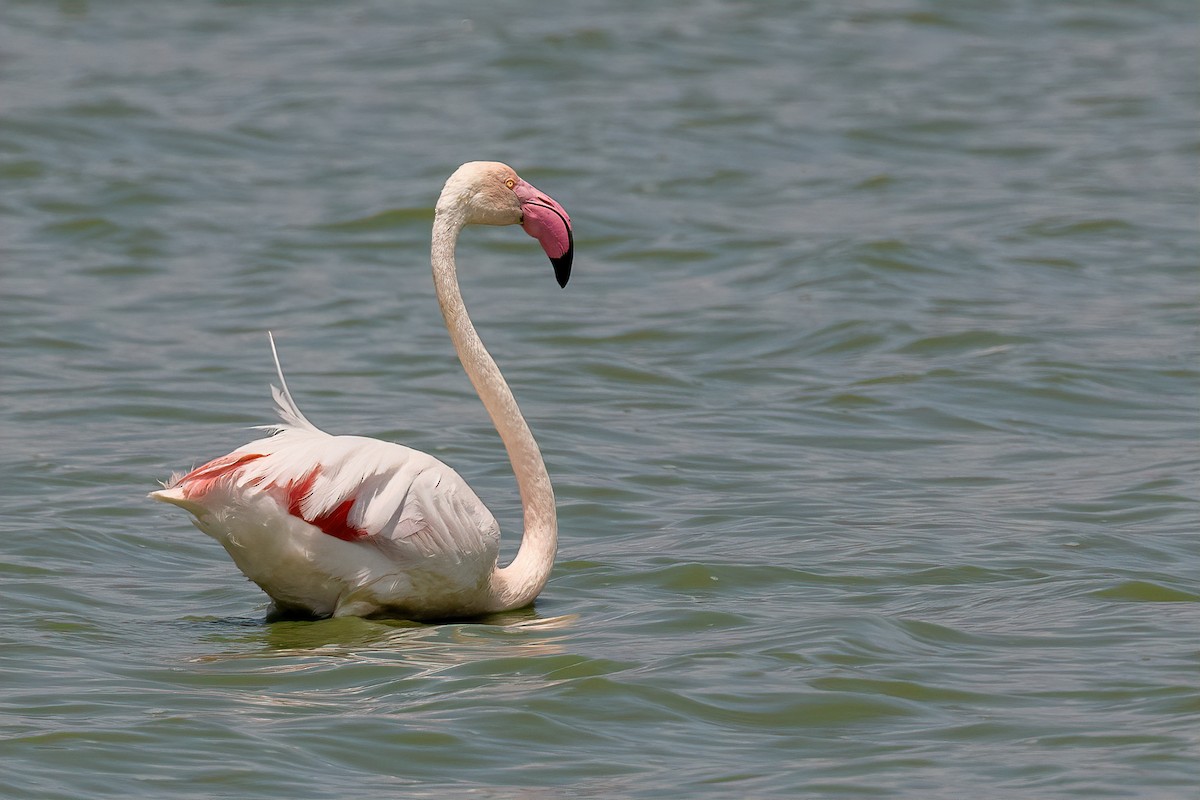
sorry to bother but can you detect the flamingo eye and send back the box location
[505,178,516,189]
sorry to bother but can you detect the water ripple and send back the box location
[2,1,1198,798]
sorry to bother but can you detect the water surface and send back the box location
[2,2,1197,798]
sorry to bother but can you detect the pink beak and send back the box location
[514,179,574,287]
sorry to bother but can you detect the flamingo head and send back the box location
[437,161,574,287]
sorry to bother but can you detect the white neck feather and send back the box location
[430,208,558,612]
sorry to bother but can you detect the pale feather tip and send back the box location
[161,471,186,488]
[260,331,319,434]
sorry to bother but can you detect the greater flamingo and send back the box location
[151,162,573,620]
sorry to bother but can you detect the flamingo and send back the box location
[150,161,573,620]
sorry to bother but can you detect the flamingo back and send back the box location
[151,427,502,618]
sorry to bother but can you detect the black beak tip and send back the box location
[551,235,574,288]
[551,253,572,287]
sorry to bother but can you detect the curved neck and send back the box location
[431,210,558,611]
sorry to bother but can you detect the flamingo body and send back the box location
[151,162,573,620]
[154,421,501,619]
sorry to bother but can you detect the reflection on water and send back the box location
[191,611,579,664]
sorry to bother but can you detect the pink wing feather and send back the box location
[163,427,500,562]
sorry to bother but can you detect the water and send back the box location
[2,1,1197,797]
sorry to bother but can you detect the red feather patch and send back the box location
[284,468,369,542]
[177,453,266,498]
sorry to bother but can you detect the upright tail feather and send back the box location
[261,332,320,433]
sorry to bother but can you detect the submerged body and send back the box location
[151,161,574,620]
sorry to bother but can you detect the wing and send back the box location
[154,333,500,564]
[159,426,501,565]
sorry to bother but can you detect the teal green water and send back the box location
[2,2,1198,798]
